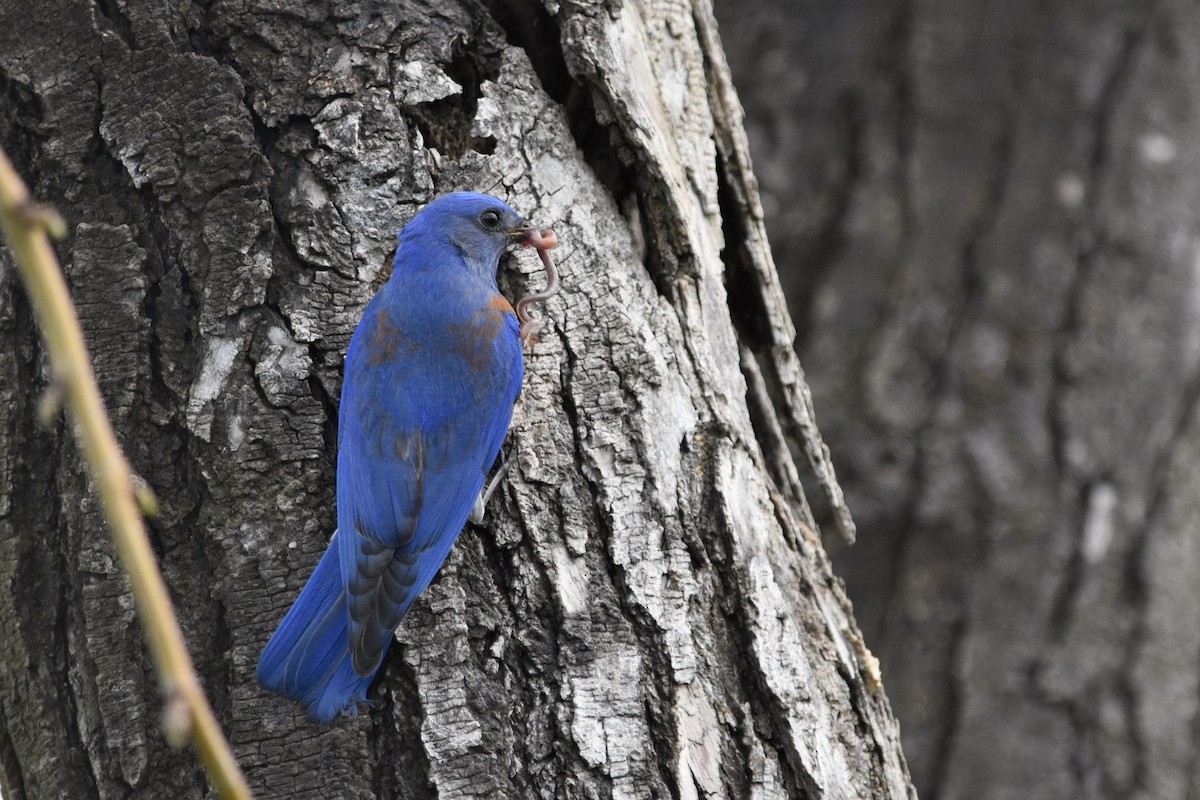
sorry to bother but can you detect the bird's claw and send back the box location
[470,451,512,524]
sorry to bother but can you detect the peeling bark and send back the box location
[0,1,911,798]
[719,0,1200,797]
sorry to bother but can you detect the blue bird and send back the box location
[258,192,535,722]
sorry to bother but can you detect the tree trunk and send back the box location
[718,1,1200,798]
[0,0,912,797]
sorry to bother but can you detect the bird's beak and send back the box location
[508,223,559,251]
[506,221,534,240]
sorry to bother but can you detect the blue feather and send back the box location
[256,536,373,723]
[258,193,527,721]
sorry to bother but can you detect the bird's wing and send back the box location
[335,297,524,675]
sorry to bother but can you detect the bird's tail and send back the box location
[257,531,382,722]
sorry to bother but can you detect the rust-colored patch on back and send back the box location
[446,294,515,372]
[487,294,514,314]
[367,310,419,366]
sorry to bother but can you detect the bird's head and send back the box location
[400,192,533,282]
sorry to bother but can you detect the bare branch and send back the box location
[0,145,252,800]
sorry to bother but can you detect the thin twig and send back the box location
[0,146,252,799]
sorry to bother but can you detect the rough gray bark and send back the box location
[0,0,911,798]
[718,1,1200,798]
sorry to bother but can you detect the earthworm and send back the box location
[515,226,559,345]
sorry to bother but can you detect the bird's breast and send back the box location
[361,293,516,367]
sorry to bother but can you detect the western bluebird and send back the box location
[258,192,554,722]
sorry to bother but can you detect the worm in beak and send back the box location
[512,226,559,345]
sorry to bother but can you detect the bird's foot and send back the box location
[470,451,512,524]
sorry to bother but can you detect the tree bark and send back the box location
[0,0,912,798]
[718,1,1200,798]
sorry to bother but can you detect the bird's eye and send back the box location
[479,209,503,231]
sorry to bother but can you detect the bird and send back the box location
[257,192,537,722]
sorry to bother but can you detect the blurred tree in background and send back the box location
[717,1,1200,798]
[0,0,913,797]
